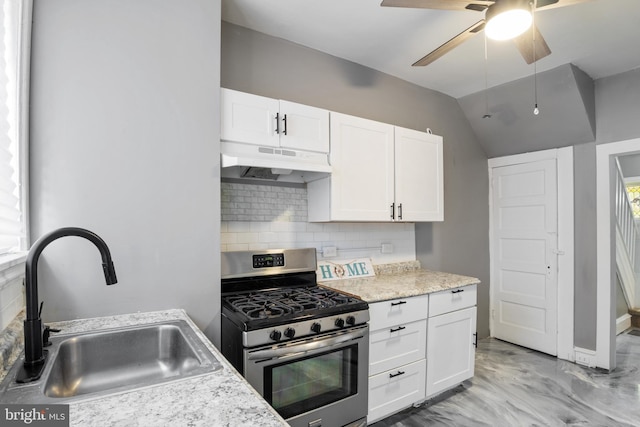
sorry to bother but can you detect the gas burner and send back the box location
[233,299,304,320]
[224,286,362,321]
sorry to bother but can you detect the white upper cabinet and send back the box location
[221,88,329,153]
[309,113,394,221]
[307,112,444,222]
[278,100,330,152]
[394,127,444,222]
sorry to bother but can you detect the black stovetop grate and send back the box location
[224,286,359,321]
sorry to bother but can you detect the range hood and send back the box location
[221,141,331,182]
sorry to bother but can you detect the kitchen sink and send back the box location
[0,319,222,403]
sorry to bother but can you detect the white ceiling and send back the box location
[221,0,640,98]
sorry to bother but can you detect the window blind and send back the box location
[0,0,24,254]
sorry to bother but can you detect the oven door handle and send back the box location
[247,329,366,361]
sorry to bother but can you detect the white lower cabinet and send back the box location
[367,296,428,424]
[426,306,477,397]
[369,319,426,376]
[426,284,478,398]
[368,359,426,424]
[367,286,478,423]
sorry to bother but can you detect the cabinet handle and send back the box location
[389,326,406,333]
[398,203,403,220]
[473,332,478,348]
[390,203,395,220]
[389,370,405,378]
[275,113,280,134]
[390,300,407,306]
[283,114,288,135]
[451,289,464,294]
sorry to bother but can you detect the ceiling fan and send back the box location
[381,0,591,66]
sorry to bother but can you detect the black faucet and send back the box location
[16,227,117,383]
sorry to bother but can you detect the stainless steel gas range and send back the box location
[221,248,369,427]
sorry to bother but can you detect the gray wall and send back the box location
[616,276,629,319]
[458,66,640,351]
[221,22,491,338]
[596,68,640,145]
[618,153,640,178]
[570,68,640,350]
[29,0,222,345]
[458,64,596,158]
[573,142,597,350]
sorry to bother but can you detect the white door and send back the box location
[395,127,444,222]
[491,159,558,355]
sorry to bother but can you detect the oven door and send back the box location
[244,324,368,427]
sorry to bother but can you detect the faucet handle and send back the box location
[43,325,61,347]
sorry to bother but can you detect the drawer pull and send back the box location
[389,326,406,333]
[391,301,407,306]
[389,370,405,378]
[451,289,464,294]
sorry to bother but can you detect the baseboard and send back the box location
[631,308,640,328]
[617,313,632,335]
[574,347,597,368]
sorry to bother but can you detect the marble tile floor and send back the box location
[372,329,640,427]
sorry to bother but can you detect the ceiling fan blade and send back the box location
[413,20,485,66]
[535,0,592,10]
[513,24,551,64]
[380,0,493,11]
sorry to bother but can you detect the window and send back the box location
[0,0,30,256]
[625,182,640,219]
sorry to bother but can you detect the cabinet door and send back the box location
[328,112,394,221]
[368,359,426,424]
[429,284,477,317]
[369,319,427,376]
[394,127,444,221]
[220,88,280,147]
[426,306,476,397]
[279,100,329,153]
[369,294,429,330]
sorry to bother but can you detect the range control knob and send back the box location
[311,322,322,334]
[269,330,282,341]
[335,318,345,328]
[284,328,296,339]
[346,316,356,326]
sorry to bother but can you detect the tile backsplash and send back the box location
[222,181,307,222]
[221,181,416,263]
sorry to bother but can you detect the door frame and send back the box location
[488,147,575,361]
[596,138,640,370]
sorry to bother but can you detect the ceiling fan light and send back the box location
[485,2,533,41]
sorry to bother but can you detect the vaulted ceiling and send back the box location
[222,0,640,99]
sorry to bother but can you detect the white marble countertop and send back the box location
[3,309,288,427]
[320,265,480,303]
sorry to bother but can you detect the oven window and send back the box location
[265,344,358,419]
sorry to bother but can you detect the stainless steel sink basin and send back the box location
[0,320,222,403]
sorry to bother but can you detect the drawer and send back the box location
[368,359,426,424]
[369,319,426,376]
[428,284,477,317]
[369,294,429,330]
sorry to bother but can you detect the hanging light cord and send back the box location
[532,0,540,115]
[483,32,491,119]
